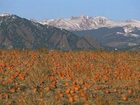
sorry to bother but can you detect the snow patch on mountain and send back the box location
[128,43,138,47]
[0,13,12,17]
[116,31,140,38]
[0,13,18,21]
[116,25,140,38]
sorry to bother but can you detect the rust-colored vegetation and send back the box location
[0,49,140,105]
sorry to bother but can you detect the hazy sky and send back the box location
[0,0,140,20]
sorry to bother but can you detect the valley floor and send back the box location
[0,50,140,105]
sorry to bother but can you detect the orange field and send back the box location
[0,50,140,105]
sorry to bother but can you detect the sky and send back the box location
[0,0,140,20]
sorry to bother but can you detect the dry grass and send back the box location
[0,50,140,105]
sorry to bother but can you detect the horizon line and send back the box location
[0,12,140,21]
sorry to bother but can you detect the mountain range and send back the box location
[0,13,140,51]
[0,13,100,50]
[40,16,140,50]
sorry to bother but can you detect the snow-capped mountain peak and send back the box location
[40,16,111,31]
[93,16,109,22]
[40,16,140,31]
